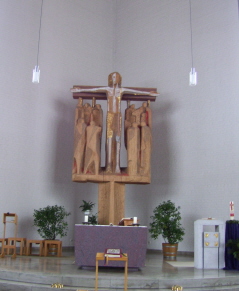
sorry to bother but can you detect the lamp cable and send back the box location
[189,0,194,69]
[189,0,197,86]
[36,0,43,68]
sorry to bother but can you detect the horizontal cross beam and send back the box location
[72,86,157,102]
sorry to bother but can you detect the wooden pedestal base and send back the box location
[73,168,150,226]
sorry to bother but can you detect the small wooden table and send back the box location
[8,238,26,255]
[26,239,44,256]
[95,252,128,291]
[0,241,16,258]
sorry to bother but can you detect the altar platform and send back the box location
[0,248,239,291]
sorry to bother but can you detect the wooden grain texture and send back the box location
[72,86,157,102]
[98,182,125,225]
[71,78,156,224]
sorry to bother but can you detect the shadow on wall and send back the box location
[52,99,75,185]
[17,216,34,239]
[152,100,177,185]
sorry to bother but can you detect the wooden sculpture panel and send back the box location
[71,72,159,224]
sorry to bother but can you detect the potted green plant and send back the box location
[226,238,239,260]
[33,205,71,240]
[79,200,98,224]
[149,200,185,258]
[79,200,95,215]
[88,213,98,225]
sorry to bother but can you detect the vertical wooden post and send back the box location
[98,182,125,225]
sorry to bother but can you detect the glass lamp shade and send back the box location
[32,66,40,83]
[189,67,197,86]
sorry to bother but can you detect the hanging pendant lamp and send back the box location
[189,0,197,86]
[32,0,43,83]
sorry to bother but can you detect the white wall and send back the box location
[0,0,114,245]
[1,0,239,252]
[115,0,239,251]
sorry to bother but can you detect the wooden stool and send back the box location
[26,239,44,256]
[8,238,26,255]
[0,239,16,258]
[44,240,62,257]
[95,252,128,291]
[0,238,7,251]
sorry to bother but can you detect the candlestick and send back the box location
[230,201,234,220]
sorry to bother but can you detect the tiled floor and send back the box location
[0,249,238,290]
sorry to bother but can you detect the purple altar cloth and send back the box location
[74,225,148,268]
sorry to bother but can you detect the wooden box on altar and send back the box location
[123,219,134,226]
[118,218,139,226]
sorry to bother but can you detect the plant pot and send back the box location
[84,210,91,216]
[162,243,178,259]
[45,240,62,256]
[84,210,91,223]
[48,244,57,256]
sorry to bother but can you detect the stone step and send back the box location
[0,270,239,291]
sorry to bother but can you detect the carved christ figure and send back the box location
[71,72,158,174]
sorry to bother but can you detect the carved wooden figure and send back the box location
[140,103,151,129]
[145,100,152,129]
[75,98,84,125]
[140,121,152,176]
[83,103,92,126]
[73,118,86,174]
[127,122,140,175]
[84,121,102,175]
[124,104,136,148]
[92,104,103,128]
[132,102,147,126]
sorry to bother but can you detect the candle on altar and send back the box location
[133,217,137,224]
[84,215,88,223]
[230,201,234,220]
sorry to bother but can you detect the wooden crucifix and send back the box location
[71,72,159,225]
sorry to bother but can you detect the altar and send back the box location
[74,225,148,269]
